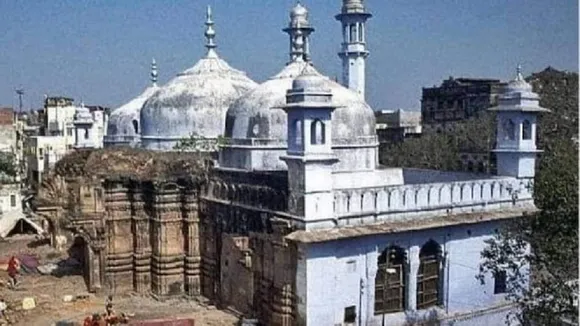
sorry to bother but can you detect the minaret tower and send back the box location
[204,5,218,58]
[336,0,372,98]
[280,66,339,230]
[489,64,549,179]
[150,58,158,86]
[283,2,315,63]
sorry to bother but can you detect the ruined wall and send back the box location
[34,149,300,325]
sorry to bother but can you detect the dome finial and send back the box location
[204,5,217,58]
[151,58,158,86]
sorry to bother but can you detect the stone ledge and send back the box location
[286,207,538,243]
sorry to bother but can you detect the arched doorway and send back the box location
[67,235,92,290]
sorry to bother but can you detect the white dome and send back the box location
[222,61,378,172]
[105,85,158,146]
[140,55,257,151]
[225,61,376,143]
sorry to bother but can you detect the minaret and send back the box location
[489,64,549,179]
[283,2,315,63]
[336,0,372,98]
[280,66,339,230]
[150,58,158,86]
[204,5,218,58]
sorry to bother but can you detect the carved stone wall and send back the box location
[36,167,299,325]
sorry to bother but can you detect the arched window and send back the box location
[294,119,303,146]
[375,246,407,314]
[358,23,364,42]
[310,119,325,145]
[503,119,515,140]
[477,162,485,173]
[417,240,442,309]
[522,120,532,140]
[132,120,139,134]
[349,24,356,43]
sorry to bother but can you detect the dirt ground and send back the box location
[0,236,238,326]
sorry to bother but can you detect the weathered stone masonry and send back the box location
[34,149,298,325]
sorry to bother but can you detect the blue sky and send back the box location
[0,0,577,111]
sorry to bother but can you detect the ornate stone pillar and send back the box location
[150,183,185,298]
[183,186,201,297]
[132,185,152,294]
[104,183,134,294]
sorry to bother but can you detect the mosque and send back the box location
[41,1,548,325]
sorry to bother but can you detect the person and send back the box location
[105,295,114,316]
[7,256,20,288]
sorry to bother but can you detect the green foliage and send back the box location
[380,112,495,171]
[173,134,229,152]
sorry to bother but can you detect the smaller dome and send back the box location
[291,66,328,92]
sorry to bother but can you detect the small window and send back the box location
[39,148,43,156]
[344,306,356,323]
[132,120,139,134]
[503,119,516,141]
[294,119,303,146]
[84,128,89,139]
[10,195,16,207]
[310,119,325,145]
[358,23,364,42]
[494,271,507,294]
[349,24,356,42]
[522,120,532,140]
[67,128,73,136]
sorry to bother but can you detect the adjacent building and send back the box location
[421,77,506,129]
[33,2,547,326]
[375,109,422,144]
[25,97,109,186]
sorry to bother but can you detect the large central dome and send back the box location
[219,3,377,172]
[140,6,257,151]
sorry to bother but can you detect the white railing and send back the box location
[333,177,533,216]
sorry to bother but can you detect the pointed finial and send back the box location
[515,63,523,81]
[151,58,158,86]
[204,5,217,57]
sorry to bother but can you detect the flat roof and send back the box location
[286,206,537,243]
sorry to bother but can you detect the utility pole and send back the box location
[15,88,24,113]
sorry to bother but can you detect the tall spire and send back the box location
[204,5,217,58]
[151,58,158,86]
[283,2,314,64]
